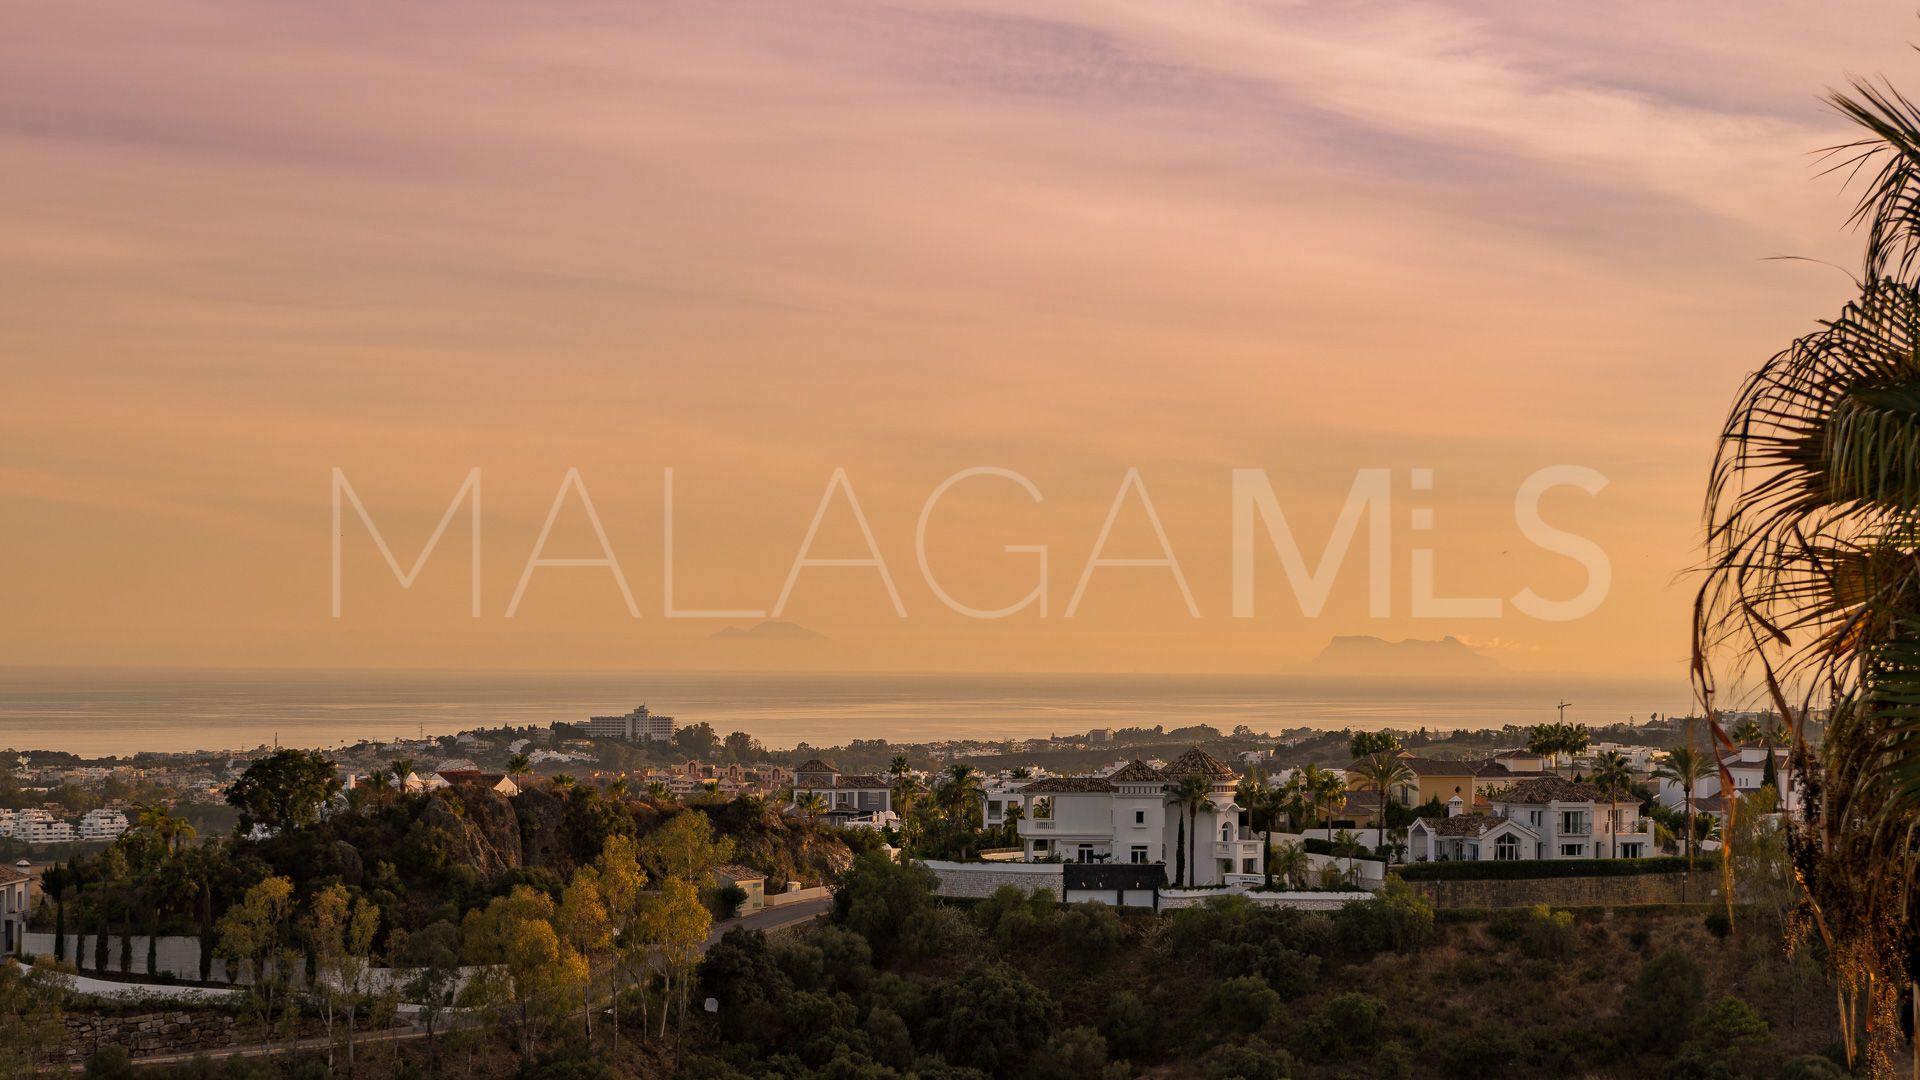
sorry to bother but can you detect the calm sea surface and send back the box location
[0,669,1693,756]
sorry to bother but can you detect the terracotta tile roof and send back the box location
[1393,755,1478,776]
[1162,746,1236,780]
[793,759,836,774]
[713,864,765,882]
[833,774,890,789]
[1107,760,1165,783]
[1338,790,1384,817]
[0,865,27,885]
[1017,776,1117,794]
[1472,760,1523,779]
[1491,776,1602,804]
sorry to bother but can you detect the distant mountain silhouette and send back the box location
[711,620,826,641]
[1308,634,1505,677]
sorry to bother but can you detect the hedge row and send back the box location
[1398,855,1692,881]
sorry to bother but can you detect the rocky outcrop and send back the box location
[421,784,522,880]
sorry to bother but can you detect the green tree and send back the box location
[506,753,532,778]
[396,920,463,1077]
[1169,775,1212,887]
[0,957,67,1077]
[641,877,712,1040]
[225,749,342,836]
[636,811,734,884]
[215,875,300,1051]
[1348,730,1402,759]
[305,882,380,1074]
[673,721,721,760]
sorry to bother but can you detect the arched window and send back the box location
[1221,822,1233,842]
[1495,835,1520,861]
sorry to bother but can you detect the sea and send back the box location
[0,668,1694,757]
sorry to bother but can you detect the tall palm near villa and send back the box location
[1590,750,1635,859]
[1282,763,1348,839]
[1729,718,1764,745]
[1348,753,1414,833]
[888,755,911,780]
[1694,76,1920,1076]
[892,773,924,815]
[1652,745,1710,864]
[506,753,532,779]
[795,791,826,825]
[389,758,416,788]
[136,803,196,854]
[1169,775,1212,888]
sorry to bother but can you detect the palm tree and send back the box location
[888,755,911,780]
[1653,745,1710,865]
[647,780,673,803]
[550,773,576,793]
[609,777,629,801]
[505,753,532,779]
[1694,78,1920,1074]
[390,758,417,790]
[1729,718,1764,746]
[1348,753,1415,835]
[1591,750,1635,859]
[1169,776,1212,888]
[892,773,925,816]
[1281,763,1348,840]
[1268,840,1310,890]
[795,791,827,825]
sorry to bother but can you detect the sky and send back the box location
[2,1,1914,676]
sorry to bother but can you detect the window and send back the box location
[1221,822,1233,842]
[1560,844,1584,857]
[1134,809,1146,825]
[987,800,1002,819]
[1495,835,1520,861]
[1130,845,1149,864]
[1077,844,1094,863]
[1528,811,1542,827]
[1620,843,1644,859]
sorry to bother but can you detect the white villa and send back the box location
[0,863,30,955]
[1407,776,1657,862]
[1000,747,1263,886]
[791,759,896,827]
[1656,744,1799,818]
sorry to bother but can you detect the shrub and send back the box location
[714,884,748,919]
[1103,991,1156,1060]
[1213,975,1282,1033]
[1623,950,1706,1053]
[1034,1025,1110,1080]
[1205,1038,1297,1080]
[1518,906,1576,960]
[1778,1055,1851,1080]
[83,1046,134,1080]
[1702,909,1731,939]
[1317,991,1386,1052]
[1332,878,1434,956]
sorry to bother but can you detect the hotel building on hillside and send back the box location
[998,747,1264,886]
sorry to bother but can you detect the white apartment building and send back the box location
[1003,748,1263,886]
[585,705,675,742]
[1407,776,1657,861]
[13,811,75,845]
[76,808,129,841]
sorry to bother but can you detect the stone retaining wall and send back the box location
[923,860,1063,899]
[1404,870,1720,909]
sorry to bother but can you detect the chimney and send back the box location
[1446,794,1465,818]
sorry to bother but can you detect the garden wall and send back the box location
[1404,869,1721,909]
[923,860,1063,899]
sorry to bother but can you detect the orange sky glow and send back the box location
[5,2,1916,676]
